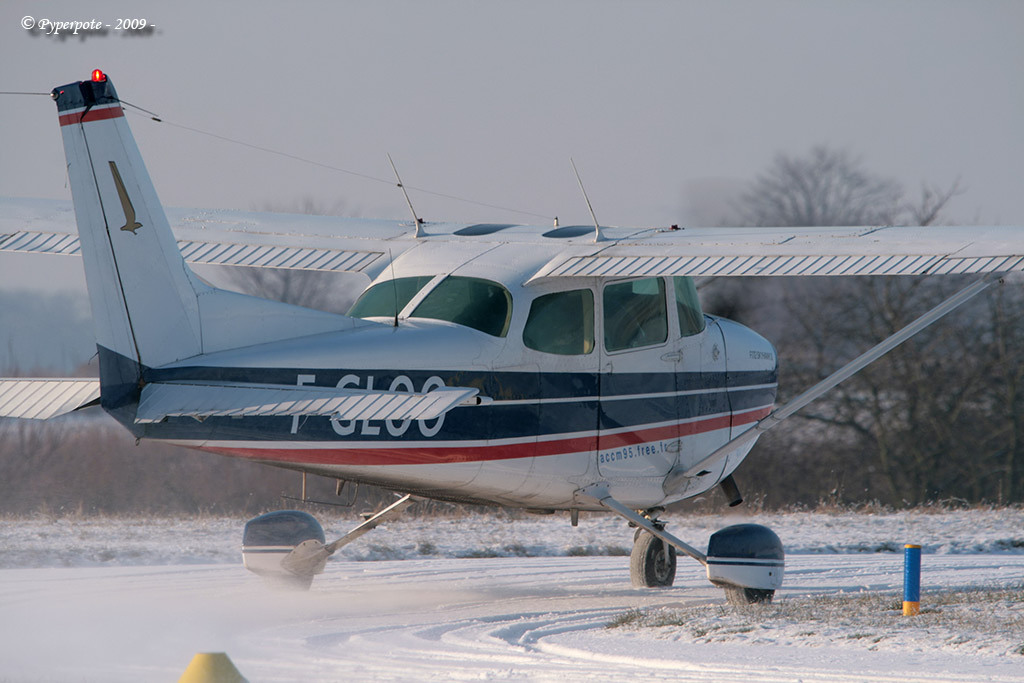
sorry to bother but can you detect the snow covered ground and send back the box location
[4,507,1023,568]
[0,508,1021,681]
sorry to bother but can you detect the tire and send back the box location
[630,532,677,587]
[724,586,774,605]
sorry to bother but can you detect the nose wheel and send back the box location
[630,530,677,587]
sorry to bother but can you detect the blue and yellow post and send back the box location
[903,544,921,616]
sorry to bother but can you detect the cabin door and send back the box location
[596,277,677,479]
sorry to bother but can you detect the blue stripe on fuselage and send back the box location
[101,348,777,444]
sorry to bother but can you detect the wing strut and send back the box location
[681,275,1000,480]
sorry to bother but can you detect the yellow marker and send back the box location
[178,652,248,683]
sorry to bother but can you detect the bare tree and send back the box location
[738,146,904,227]
[727,146,1023,506]
[226,267,348,313]
[906,180,964,227]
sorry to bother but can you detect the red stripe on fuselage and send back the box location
[197,407,771,467]
[58,105,124,127]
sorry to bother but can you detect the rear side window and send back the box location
[411,276,512,337]
[673,276,706,337]
[603,278,668,351]
[523,289,595,355]
[348,276,433,319]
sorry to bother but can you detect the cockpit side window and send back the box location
[348,276,434,319]
[411,276,512,337]
[603,278,668,352]
[673,276,706,337]
[523,289,595,355]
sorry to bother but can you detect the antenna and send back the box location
[388,248,399,328]
[570,158,604,242]
[387,154,424,238]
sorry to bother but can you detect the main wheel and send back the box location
[724,587,775,605]
[630,532,677,587]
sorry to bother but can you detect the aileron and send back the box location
[531,245,1023,282]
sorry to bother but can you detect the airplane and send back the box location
[1,70,1021,600]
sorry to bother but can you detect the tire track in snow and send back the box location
[239,556,1024,682]
[2,555,1023,681]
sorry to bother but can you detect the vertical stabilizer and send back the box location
[51,71,206,370]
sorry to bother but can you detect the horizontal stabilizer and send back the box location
[135,380,480,424]
[0,378,100,419]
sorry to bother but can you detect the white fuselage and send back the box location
[133,241,778,510]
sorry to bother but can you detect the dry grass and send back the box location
[608,585,1024,656]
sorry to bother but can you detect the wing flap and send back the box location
[0,231,81,255]
[1,230,384,273]
[135,381,479,424]
[176,240,382,272]
[0,378,100,419]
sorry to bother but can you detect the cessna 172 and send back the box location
[1,71,1021,600]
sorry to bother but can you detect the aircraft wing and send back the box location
[135,380,480,424]
[4,197,1021,281]
[0,197,418,278]
[0,378,100,419]
[528,225,1024,281]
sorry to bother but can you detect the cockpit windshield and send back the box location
[410,276,512,337]
[348,276,433,319]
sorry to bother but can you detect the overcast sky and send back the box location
[1,0,1023,294]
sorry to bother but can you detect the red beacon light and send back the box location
[91,69,107,83]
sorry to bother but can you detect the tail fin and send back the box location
[52,71,205,368]
[51,72,358,388]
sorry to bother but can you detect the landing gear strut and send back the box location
[242,494,415,590]
[577,485,785,603]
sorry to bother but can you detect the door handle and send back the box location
[660,351,683,362]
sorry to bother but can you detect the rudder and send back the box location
[51,71,206,369]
